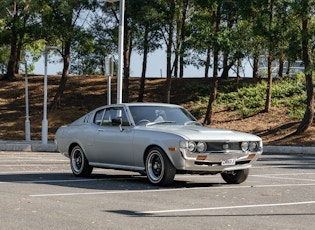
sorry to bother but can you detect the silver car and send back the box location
[55,103,263,186]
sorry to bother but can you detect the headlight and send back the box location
[249,142,258,151]
[241,142,249,151]
[188,141,196,152]
[196,142,207,152]
[180,141,207,153]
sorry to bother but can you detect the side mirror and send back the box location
[112,117,124,132]
[112,117,122,126]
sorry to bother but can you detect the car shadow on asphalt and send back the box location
[0,171,225,191]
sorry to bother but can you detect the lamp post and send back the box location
[42,46,58,145]
[20,61,31,141]
[106,55,114,105]
[104,0,124,104]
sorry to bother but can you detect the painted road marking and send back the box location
[138,201,315,215]
[252,174,315,182]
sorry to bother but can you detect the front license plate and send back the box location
[221,159,236,166]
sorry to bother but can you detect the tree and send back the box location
[295,0,314,134]
[188,3,214,78]
[38,0,95,110]
[172,0,190,78]
[154,0,176,103]
[131,0,162,102]
[203,0,221,125]
[1,0,32,80]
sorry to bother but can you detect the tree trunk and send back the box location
[296,17,314,134]
[123,19,131,103]
[5,3,20,81]
[286,60,291,75]
[164,1,175,103]
[15,37,23,74]
[264,54,273,112]
[49,42,70,110]
[203,49,219,125]
[204,7,220,125]
[5,30,18,81]
[278,57,283,78]
[165,33,173,103]
[221,57,235,79]
[252,55,259,78]
[204,46,211,78]
[138,27,149,102]
[221,53,229,79]
[179,0,188,78]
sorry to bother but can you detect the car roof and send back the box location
[110,102,182,108]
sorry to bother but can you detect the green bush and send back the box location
[188,73,311,120]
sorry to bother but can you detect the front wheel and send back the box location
[145,147,176,186]
[70,145,93,177]
[221,169,249,184]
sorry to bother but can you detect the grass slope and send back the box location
[0,74,314,146]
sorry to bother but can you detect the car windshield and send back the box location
[129,105,199,126]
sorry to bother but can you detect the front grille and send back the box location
[206,142,241,152]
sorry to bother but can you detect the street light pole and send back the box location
[42,46,58,145]
[117,0,124,104]
[20,61,31,141]
[105,0,124,104]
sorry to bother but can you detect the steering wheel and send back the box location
[137,119,150,125]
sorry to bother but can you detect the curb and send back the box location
[0,140,57,152]
[263,145,315,155]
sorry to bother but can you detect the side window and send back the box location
[84,113,92,123]
[101,107,130,127]
[101,109,112,126]
[93,109,105,125]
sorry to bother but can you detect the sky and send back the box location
[33,48,253,78]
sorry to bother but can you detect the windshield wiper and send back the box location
[146,121,176,126]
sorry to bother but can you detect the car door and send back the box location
[92,106,134,166]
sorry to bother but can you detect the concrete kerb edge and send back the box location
[263,145,315,154]
[0,140,57,152]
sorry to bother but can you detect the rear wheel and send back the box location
[221,169,249,184]
[145,147,176,186]
[70,145,93,177]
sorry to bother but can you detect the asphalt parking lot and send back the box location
[0,151,314,230]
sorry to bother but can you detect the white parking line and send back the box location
[252,172,315,176]
[0,170,70,175]
[138,200,315,215]
[252,174,315,182]
[0,178,107,185]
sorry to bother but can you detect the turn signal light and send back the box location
[196,155,207,160]
[247,154,256,159]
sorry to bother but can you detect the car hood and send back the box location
[137,125,261,141]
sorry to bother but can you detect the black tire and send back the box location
[70,145,93,177]
[221,169,249,184]
[145,147,176,186]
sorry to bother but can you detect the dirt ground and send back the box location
[0,75,314,146]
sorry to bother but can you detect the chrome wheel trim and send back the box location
[147,151,164,183]
[71,148,84,174]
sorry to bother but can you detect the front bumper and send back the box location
[179,148,262,173]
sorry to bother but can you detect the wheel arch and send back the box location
[143,144,176,167]
[68,142,89,161]
[68,142,80,155]
[143,144,161,165]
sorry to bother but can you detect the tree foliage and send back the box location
[0,0,314,133]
